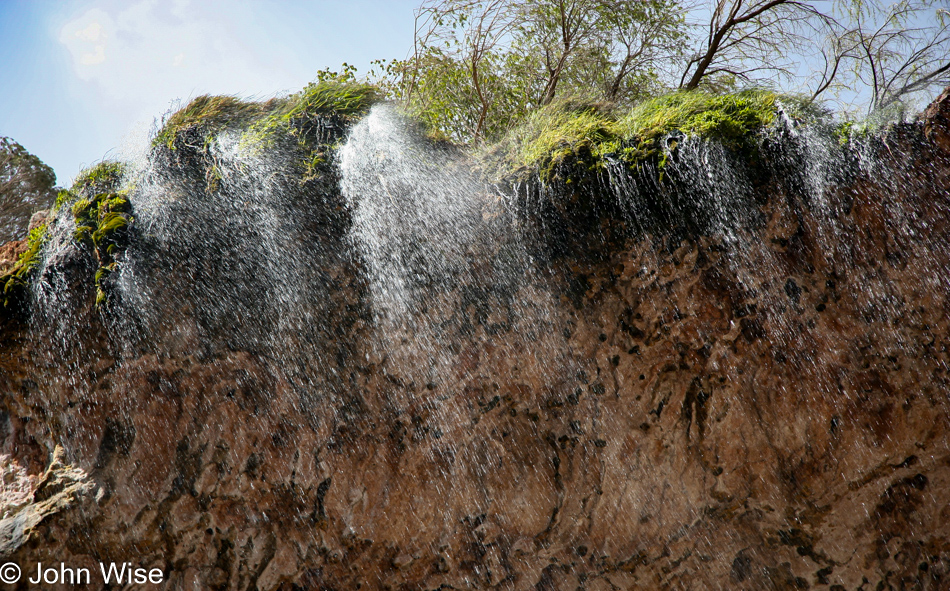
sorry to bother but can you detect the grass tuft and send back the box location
[488,99,622,179]
[485,89,785,181]
[281,80,380,120]
[240,81,380,177]
[153,95,271,149]
[2,222,49,307]
[619,90,778,148]
[70,161,127,197]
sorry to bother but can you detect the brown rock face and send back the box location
[1,90,949,590]
[924,86,950,154]
[0,239,27,276]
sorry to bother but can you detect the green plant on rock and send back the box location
[1,221,50,307]
[71,189,133,307]
[283,80,380,121]
[73,193,130,244]
[239,81,381,150]
[153,95,271,150]
[484,98,623,181]
[240,80,380,180]
[70,161,127,198]
[619,90,778,149]
[152,81,380,185]
[64,161,133,305]
[484,88,785,182]
[832,119,876,146]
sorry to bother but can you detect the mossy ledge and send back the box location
[476,89,910,263]
[156,81,380,149]
[155,80,380,183]
[481,89,826,182]
[0,84,883,317]
[1,81,381,318]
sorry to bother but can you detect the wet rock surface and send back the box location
[0,91,949,590]
[0,240,27,277]
[924,86,950,154]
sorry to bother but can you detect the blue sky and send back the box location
[0,0,419,185]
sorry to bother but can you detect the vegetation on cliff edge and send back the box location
[481,89,812,181]
[2,221,49,308]
[1,161,131,310]
[153,79,380,182]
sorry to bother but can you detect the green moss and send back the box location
[70,191,133,307]
[833,119,876,146]
[94,261,118,306]
[53,189,73,211]
[91,212,129,244]
[70,161,127,198]
[302,149,328,182]
[619,90,777,148]
[486,89,784,181]
[206,165,223,193]
[72,192,131,247]
[490,100,622,179]
[2,222,49,306]
[240,81,380,176]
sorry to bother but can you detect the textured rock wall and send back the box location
[1,91,949,590]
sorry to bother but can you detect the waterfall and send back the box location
[340,106,557,376]
[2,88,949,590]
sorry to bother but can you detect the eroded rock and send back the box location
[0,90,949,590]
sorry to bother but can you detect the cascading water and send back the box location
[1,89,949,590]
[339,105,563,385]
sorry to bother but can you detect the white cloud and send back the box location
[80,45,106,65]
[59,8,112,73]
[75,22,102,42]
[57,0,308,130]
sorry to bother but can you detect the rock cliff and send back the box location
[0,88,949,590]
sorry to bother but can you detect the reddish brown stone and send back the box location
[1,93,949,590]
[923,86,950,154]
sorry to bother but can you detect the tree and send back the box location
[597,0,687,101]
[377,0,950,144]
[679,0,834,91]
[846,0,949,113]
[513,0,686,103]
[377,0,688,144]
[0,137,57,243]
[676,0,949,112]
[805,0,950,114]
[373,0,525,143]
[517,0,603,105]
